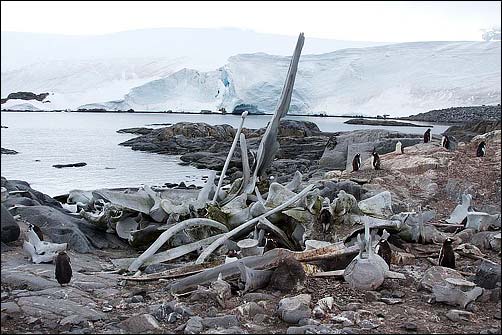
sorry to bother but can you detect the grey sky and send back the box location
[1,1,500,41]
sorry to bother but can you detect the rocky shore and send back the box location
[344,119,428,127]
[1,122,501,334]
[404,105,501,124]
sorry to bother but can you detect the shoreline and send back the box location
[0,109,453,125]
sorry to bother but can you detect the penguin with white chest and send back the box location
[476,141,486,157]
[438,237,455,269]
[352,153,361,172]
[441,135,450,150]
[371,150,381,170]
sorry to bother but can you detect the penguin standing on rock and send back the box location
[476,141,486,157]
[371,151,381,170]
[375,238,392,267]
[441,135,450,150]
[423,129,431,143]
[438,238,455,269]
[352,153,361,172]
[318,207,333,233]
[55,251,72,286]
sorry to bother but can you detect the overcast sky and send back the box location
[1,1,500,41]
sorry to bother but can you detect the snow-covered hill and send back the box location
[80,41,501,117]
[1,57,191,110]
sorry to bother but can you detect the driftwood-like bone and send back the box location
[128,218,229,272]
[195,184,315,265]
[238,260,273,293]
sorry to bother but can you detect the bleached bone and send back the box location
[219,134,252,207]
[244,33,305,194]
[221,193,252,227]
[171,244,359,293]
[195,184,315,264]
[285,171,303,192]
[23,229,67,264]
[26,229,67,255]
[255,187,265,205]
[237,239,263,257]
[1,187,8,202]
[67,189,93,205]
[238,260,273,293]
[446,194,472,224]
[93,188,154,214]
[213,111,249,202]
[257,217,296,250]
[143,185,168,222]
[115,216,139,239]
[128,218,229,272]
[79,208,108,228]
[465,212,501,231]
[23,241,57,264]
[112,234,224,270]
[197,171,216,205]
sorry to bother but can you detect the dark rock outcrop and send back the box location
[11,205,126,253]
[52,162,87,168]
[1,178,63,210]
[344,118,428,127]
[405,105,501,123]
[120,120,327,180]
[1,148,18,155]
[117,127,154,135]
[1,204,20,243]
[444,120,501,143]
[1,92,49,104]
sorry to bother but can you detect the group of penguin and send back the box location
[351,151,380,172]
[375,236,455,269]
[352,129,487,172]
[425,128,486,157]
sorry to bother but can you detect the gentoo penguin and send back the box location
[441,135,450,150]
[318,207,333,233]
[352,153,362,172]
[371,151,381,170]
[55,251,72,286]
[423,129,431,143]
[438,238,455,269]
[476,141,486,157]
[375,239,392,267]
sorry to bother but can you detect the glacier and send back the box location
[2,41,501,117]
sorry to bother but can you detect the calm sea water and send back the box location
[0,112,449,197]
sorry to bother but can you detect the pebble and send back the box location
[446,309,473,322]
[364,291,381,302]
[380,297,403,305]
[207,306,218,317]
[359,319,379,329]
[168,312,182,323]
[184,316,203,334]
[401,322,418,331]
[345,303,362,311]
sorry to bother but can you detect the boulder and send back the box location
[419,266,466,292]
[1,204,19,243]
[184,316,203,334]
[319,129,421,170]
[118,314,161,333]
[465,212,501,231]
[431,277,483,309]
[277,294,312,324]
[357,191,393,218]
[474,260,501,289]
[12,205,126,253]
[1,179,63,210]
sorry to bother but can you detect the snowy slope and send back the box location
[85,41,501,117]
[1,57,191,110]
